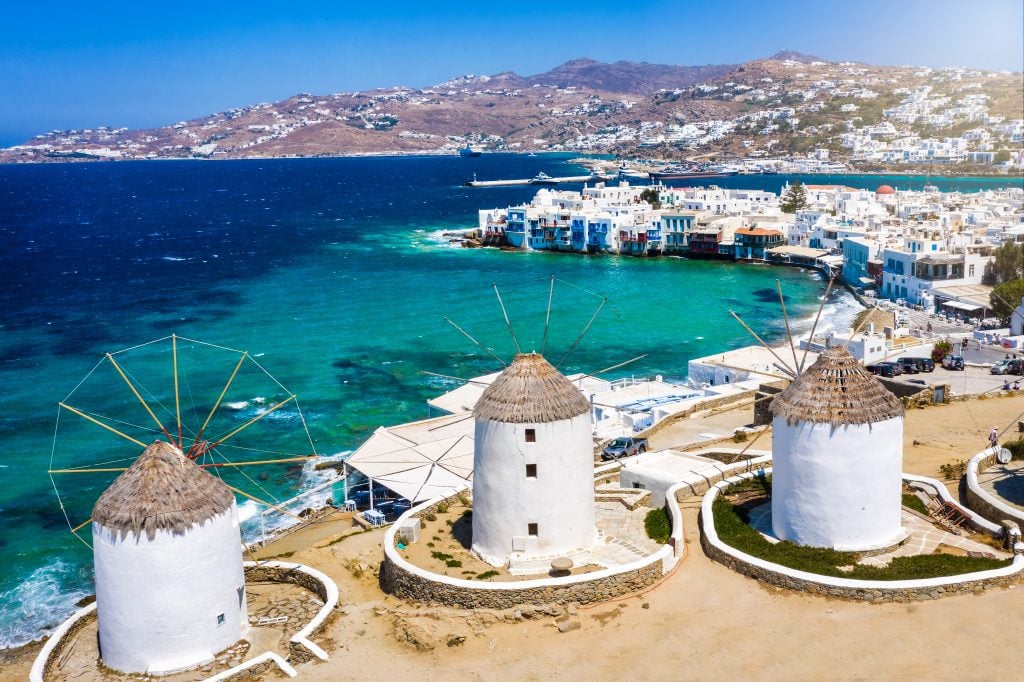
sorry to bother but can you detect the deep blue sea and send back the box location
[1,154,1018,648]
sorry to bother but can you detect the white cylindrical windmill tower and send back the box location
[770,347,905,551]
[92,441,247,674]
[471,352,596,566]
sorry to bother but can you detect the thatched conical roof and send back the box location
[474,353,590,424]
[93,441,235,541]
[771,346,904,426]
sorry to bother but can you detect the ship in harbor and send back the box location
[648,164,738,181]
[459,144,483,157]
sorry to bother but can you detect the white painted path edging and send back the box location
[29,603,96,682]
[30,560,337,682]
[244,560,337,661]
[701,469,1024,592]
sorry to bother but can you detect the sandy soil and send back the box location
[7,395,1024,682]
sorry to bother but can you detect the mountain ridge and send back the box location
[3,51,1020,166]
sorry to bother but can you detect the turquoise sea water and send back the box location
[0,154,1017,648]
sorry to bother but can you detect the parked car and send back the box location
[601,437,647,461]
[879,361,904,376]
[867,363,897,378]
[1007,359,1024,376]
[942,355,965,371]
[894,358,921,374]
[916,357,936,372]
[992,359,1014,375]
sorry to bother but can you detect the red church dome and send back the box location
[875,185,896,195]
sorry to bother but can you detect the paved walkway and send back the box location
[747,503,1007,565]
[976,461,1024,513]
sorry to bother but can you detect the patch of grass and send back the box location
[644,507,671,544]
[732,430,749,443]
[725,473,772,496]
[431,550,462,568]
[436,502,450,514]
[712,497,1010,580]
[902,493,929,516]
[476,570,499,580]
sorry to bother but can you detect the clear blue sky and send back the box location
[2,0,1021,145]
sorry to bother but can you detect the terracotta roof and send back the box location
[474,353,590,424]
[771,347,904,426]
[875,185,896,195]
[736,227,783,236]
[93,441,234,540]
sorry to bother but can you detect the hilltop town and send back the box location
[2,51,1021,171]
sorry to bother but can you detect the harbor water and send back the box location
[0,154,1015,648]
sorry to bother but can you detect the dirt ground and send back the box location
[6,395,1024,682]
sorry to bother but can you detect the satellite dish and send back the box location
[998,448,1012,465]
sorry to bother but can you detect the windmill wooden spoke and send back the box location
[187,351,247,458]
[493,283,522,354]
[776,279,801,373]
[541,275,555,355]
[49,467,129,473]
[70,518,93,533]
[800,276,835,373]
[58,403,148,448]
[556,297,606,369]
[106,353,176,444]
[223,484,303,521]
[443,317,506,367]
[172,334,182,447]
[193,394,296,458]
[198,456,316,469]
[728,311,797,378]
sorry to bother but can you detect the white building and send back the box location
[91,441,247,674]
[769,347,905,551]
[471,353,597,567]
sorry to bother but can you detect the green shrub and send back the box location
[712,496,1010,580]
[939,460,967,481]
[901,493,929,516]
[644,507,672,544]
[476,570,499,580]
[1004,439,1024,460]
[436,502,450,514]
[932,340,953,363]
[732,430,749,443]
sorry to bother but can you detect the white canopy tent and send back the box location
[344,413,474,503]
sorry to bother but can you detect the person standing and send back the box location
[990,427,1000,449]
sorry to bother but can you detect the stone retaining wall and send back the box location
[966,449,1024,528]
[380,492,678,610]
[380,554,664,609]
[700,471,1024,603]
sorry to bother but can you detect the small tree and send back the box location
[931,340,953,363]
[991,278,1024,320]
[640,187,661,209]
[994,149,1011,164]
[984,242,1024,285]
[780,180,808,214]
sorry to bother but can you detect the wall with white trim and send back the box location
[701,471,1024,602]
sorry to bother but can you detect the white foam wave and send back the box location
[0,561,91,650]
[161,256,186,262]
[236,450,352,544]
